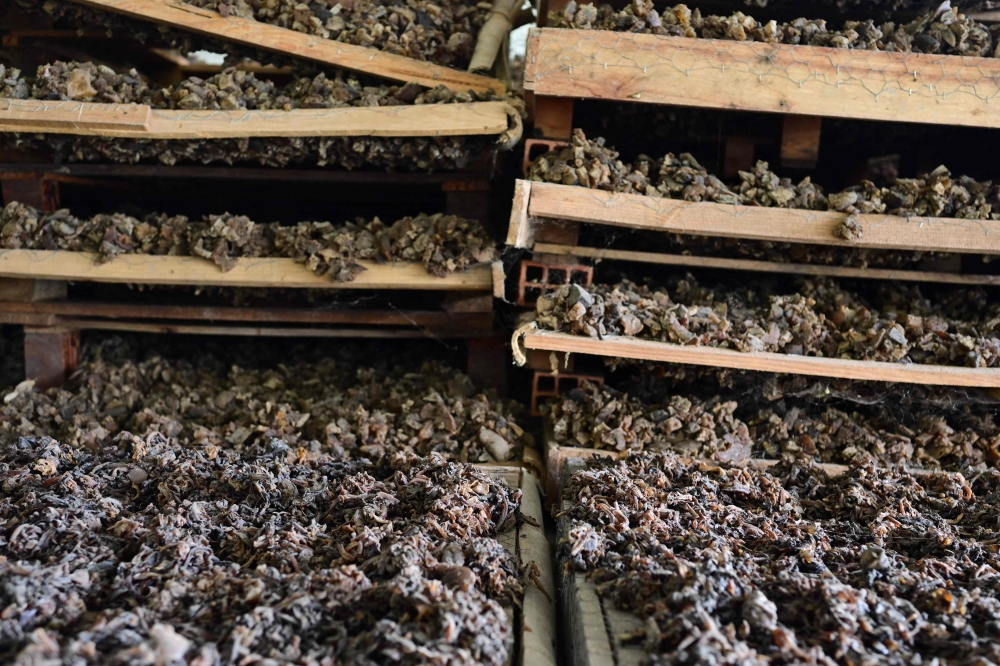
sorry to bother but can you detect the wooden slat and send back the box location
[518,471,558,666]
[533,243,1000,286]
[480,466,556,666]
[0,99,510,138]
[524,181,1000,255]
[524,28,1000,128]
[781,115,822,168]
[0,162,491,184]
[8,319,492,337]
[506,179,533,247]
[0,300,493,327]
[0,250,493,290]
[65,0,505,95]
[520,330,1000,387]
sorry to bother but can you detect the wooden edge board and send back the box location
[524,181,1000,255]
[0,318,494,338]
[0,300,494,327]
[524,28,1000,128]
[478,466,557,666]
[518,469,558,666]
[66,0,506,95]
[506,179,534,247]
[556,483,618,666]
[492,260,507,300]
[518,329,1000,388]
[533,243,1000,286]
[0,99,510,138]
[546,440,954,488]
[0,250,493,290]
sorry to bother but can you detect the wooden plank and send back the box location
[23,328,79,389]
[0,162,491,184]
[781,115,822,168]
[479,466,556,666]
[520,330,1000,387]
[0,99,510,138]
[533,96,574,139]
[0,250,493,290]
[723,136,755,178]
[533,243,1000,286]
[1,176,59,211]
[492,261,507,300]
[64,0,506,95]
[524,28,1000,128]
[558,485,616,666]
[9,319,491,338]
[518,471,558,666]
[0,300,493,327]
[525,181,1000,255]
[506,179,534,247]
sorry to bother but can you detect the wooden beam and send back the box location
[467,337,508,396]
[533,243,1000,286]
[0,162,491,184]
[524,28,1000,128]
[0,300,493,326]
[0,99,511,138]
[23,327,79,389]
[519,330,1000,388]
[533,95,574,139]
[506,179,534,247]
[781,115,822,169]
[524,181,1000,255]
[1,175,59,210]
[64,0,505,95]
[723,136,755,178]
[16,320,494,338]
[0,250,494,290]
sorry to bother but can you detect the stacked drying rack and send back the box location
[509,14,1000,393]
[0,0,519,389]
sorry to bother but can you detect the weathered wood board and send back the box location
[0,250,494,290]
[0,99,510,138]
[525,28,1000,127]
[533,242,1000,286]
[65,0,505,94]
[516,181,1000,255]
[519,329,1000,388]
[483,466,558,666]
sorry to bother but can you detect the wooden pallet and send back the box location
[483,465,558,666]
[0,300,496,336]
[524,28,1000,128]
[0,250,497,290]
[510,181,1000,255]
[540,417,854,500]
[532,243,1000,287]
[508,180,1000,285]
[62,0,505,95]
[516,328,1000,388]
[554,452,957,666]
[0,99,512,139]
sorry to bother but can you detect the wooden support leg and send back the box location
[443,179,491,231]
[781,116,822,169]
[23,327,79,389]
[533,96,574,140]
[467,337,508,398]
[1,175,60,211]
[723,137,755,178]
